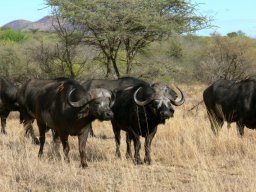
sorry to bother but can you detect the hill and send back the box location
[2,16,59,32]
[2,19,32,30]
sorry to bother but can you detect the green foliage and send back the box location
[1,21,256,85]
[0,28,28,43]
[227,30,246,38]
[168,40,183,59]
[47,0,209,77]
[226,32,238,38]
[194,34,256,83]
[0,45,30,83]
[0,48,19,76]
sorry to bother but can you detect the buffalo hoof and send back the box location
[115,151,121,159]
[33,137,40,145]
[125,152,132,159]
[64,157,70,163]
[1,130,7,134]
[89,132,96,137]
[80,163,88,169]
[144,159,152,165]
[134,159,143,165]
[38,152,43,159]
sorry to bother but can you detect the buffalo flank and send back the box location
[203,78,256,136]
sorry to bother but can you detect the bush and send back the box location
[194,34,256,83]
[0,28,28,43]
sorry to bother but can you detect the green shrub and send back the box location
[0,28,28,43]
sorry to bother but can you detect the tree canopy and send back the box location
[47,0,210,77]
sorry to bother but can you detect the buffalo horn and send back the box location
[133,87,154,106]
[110,90,116,107]
[170,86,185,106]
[67,88,89,108]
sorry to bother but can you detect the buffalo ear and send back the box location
[77,105,90,119]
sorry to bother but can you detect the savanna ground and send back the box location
[1,84,256,192]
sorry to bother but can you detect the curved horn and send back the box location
[170,86,185,106]
[110,90,116,107]
[67,88,89,108]
[133,87,154,106]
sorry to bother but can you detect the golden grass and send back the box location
[1,88,256,192]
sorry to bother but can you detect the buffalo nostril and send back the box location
[160,111,171,118]
[106,111,114,118]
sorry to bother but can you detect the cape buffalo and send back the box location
[203,78,256,136]
[18,78,114,167]
[82,77,179,136]
[0,77,19,134]
[82,77,185,164]
[82,77,149,136]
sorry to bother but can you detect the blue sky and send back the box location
[192,0,256,37]
[0,0,50,26]
[0,0,256,37]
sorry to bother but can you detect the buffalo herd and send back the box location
[1,75,255,167]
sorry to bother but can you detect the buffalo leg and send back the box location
[133,135,143,165]
[60,134,70,163]
[144,130,157,165]
[0,113,8,134]
[88,123,95,137]
[112,122,121,158]
[236,122,245,137]
[125,132,132,159]
[207,111,223,135]
[37,122,46,158]
[24,120,40,145]
[51,129,61,158]
[207,111,218,135]
[78,125,90,168]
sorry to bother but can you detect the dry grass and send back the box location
[1,85,256,192]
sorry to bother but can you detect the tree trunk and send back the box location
[126,51,136,75]
[126,55,132,74]
[70,68,75,78]
[105,57,112,78]
[112,58,120,78]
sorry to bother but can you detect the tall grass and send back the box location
[1,87,256,191]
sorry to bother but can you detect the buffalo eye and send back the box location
[94,101,101,106]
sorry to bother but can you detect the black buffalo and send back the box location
[203,78,256,136]
[82,77,179,136]
[17,78,114,167]
[0,77,19,134]
[82,77,150,136]
[82,77,185,164]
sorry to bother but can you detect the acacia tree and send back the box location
[121,1,209,74]
[31,12,92,78]
[47,0,209,77]
[52,14,87,78]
